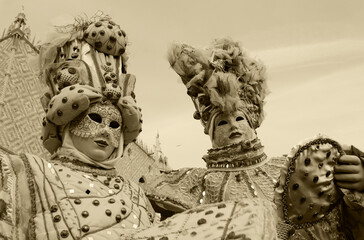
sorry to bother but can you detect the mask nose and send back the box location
[98,128,110,138]
[230,120,238,130]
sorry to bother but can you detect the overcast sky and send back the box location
[1,0,363,169]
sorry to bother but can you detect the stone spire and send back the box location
[152,133,171,170]
[0,11,46,157]
[4,10,31,39]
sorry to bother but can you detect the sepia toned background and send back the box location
[1,0,363,169]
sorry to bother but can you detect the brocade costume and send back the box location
[0,13,150,240]
[1,14,363,240]
[1,16,278,240]
[140,137,364,240]
[135,38,364,240]
[141,138,282,210]
[119,139,279,239]
[0,153,154,240]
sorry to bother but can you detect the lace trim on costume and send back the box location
[0,156,3,191]
[203,138,267,169]
[20,154,37,240]
[0,154,16,238]
[49,156,117,176]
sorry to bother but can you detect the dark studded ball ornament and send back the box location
[83,19,127,56]
[104,71,118,83]
[102,82,122,101]
[56,67,80,89]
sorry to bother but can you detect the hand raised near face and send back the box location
[334,155,364,192]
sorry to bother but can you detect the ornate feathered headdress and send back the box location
[38,13,142,155]
[167,38,268,134]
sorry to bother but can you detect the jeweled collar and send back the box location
[203,138,267,170]
[49,156,117,176]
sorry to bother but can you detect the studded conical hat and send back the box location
[38,13,142,154]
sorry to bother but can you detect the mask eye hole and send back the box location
[236,116,244,121]
[109,121,120,129]
[88,113,102,123]
[218,120,228,126]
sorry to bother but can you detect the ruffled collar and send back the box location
[203,138,268,170]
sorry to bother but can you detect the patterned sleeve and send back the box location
[0,154,31,240]
[139,168,207,213]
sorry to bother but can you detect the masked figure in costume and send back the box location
[136,38,364,240]
[1,14,363,239]
[0,15,278,240]
[0,14,155,240]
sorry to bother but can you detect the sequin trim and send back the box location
[206,153,267,169]
[204,138,268,169]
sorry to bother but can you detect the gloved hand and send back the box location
[335,146,364,192]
